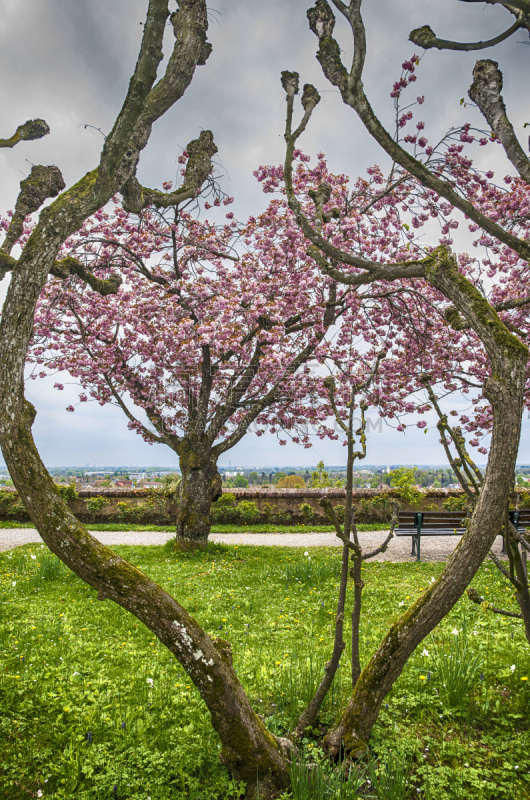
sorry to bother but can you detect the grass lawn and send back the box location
[1,543,529,799]
[0,522,389,533]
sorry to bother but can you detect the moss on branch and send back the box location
[2,166,65,256]
[0,119,50,149]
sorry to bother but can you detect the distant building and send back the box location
[130,473,147,480]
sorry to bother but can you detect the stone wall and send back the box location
[0,485,467,524]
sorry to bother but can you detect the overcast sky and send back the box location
[1,0,529,468]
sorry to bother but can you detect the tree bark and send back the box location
[325,251,528,758]
[176,438,222,550]
[0,401,289,797]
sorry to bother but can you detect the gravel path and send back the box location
[0,527,507,562]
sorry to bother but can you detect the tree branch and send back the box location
[96,0,169,195]
[409,19,523,52]
[307,1,530,262]
[0,119,50,149]
[1,166,65,256]
[468,59,530,184]
[49,257,122,295]
[467,585,523,618]
[121,130,217,213]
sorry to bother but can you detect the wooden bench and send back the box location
[396,508,530,562]
[396,511,467,562]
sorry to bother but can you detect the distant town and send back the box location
[2,463,530,491]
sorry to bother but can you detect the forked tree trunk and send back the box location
[325,250,529,758]
[0,246,289,797]
[175,439,222,550]
[0,402,290,798]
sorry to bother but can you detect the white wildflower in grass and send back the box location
[146,678,154,687]
[511,664,516,673]
[422,649,429,657]
[430,577,435,583]
[31,555,36,560]
[12,581,16,587]
[304,551,309,557]
[451,628,459,635]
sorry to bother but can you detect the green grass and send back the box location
[1,544,529,799]
[0,521,390,533]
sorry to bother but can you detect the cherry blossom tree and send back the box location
[29,184,344,549]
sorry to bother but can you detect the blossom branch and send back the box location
[307,0,530,262]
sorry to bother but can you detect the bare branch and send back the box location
[362,507,398,560]
[409,19,523,52]
[294,541,349,738]
[0,119,50,149]
[495,295,530,312]
[468,60,530,184]
[122,130,218,213]
[141,1,212,127]
[49,257,122,296]
[96,0,169,194]
[459,0,530,12]
[467,586,523,618]
[489,549,522,588]
[1,166,65,256]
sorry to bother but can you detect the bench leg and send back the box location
[416,532,421,563]
[411,535,416,557]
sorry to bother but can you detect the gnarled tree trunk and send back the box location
[0,400,290,797]
[176,438,222,550]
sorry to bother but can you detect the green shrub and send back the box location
[215,493,236,508]
[519,490,530,509]
[298,502,314,523]
[56,483,79,501]
[234,475,249,488]
[236,500,260,522]
[0,489,29,521]
[116,501,145,522]
[86,496,108,516]
[357,495,393,524]
[442,495,467,511]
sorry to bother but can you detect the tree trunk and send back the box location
[325,250,529,759]
[0,400,290,797]
[176,439,222,550]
